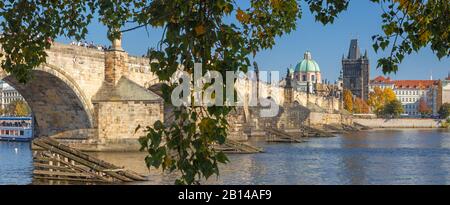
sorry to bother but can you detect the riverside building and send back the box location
[370,76,442,117]
[0,80,25,111]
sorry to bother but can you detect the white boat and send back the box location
[0,116,34,142]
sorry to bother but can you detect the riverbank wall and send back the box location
[309,112,353,126]
[354,118,442,128]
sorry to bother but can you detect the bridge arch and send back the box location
[1,64,94,137]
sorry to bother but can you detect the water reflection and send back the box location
[2,129,450,185]
[91,129,450,185]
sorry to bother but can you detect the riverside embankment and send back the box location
[354,118,442,128]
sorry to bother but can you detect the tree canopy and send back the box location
[382,99,404,118]
[418,98,432,116]
[353,97,370,114]
[438,103,450,119]
[368,87,397,115]
[343,89,353,112]
[4,99,31,116]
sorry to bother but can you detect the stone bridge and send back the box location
[0,42,164,150]
[0,41,343,151]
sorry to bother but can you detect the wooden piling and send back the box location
[32,137,148,184]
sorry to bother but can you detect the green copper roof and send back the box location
[295,51,320,73]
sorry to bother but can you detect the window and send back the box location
[302,75,306,81]
[20,130,24,136]
[311,75,315,82]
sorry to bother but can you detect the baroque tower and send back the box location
[342,39,370,100]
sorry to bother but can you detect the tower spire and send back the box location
[348,39,361,59]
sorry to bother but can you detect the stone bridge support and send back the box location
[91,38,163,150]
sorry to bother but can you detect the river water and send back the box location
[2,129,450,185]
[0,142,33,185]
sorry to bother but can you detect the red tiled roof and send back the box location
[370,76,393,84]
[394,80,439,89]
[371,76,440,89]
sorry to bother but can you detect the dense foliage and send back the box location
[368,87,397,116]
[381,99,404,118]
[343,89,353,112]
[370,0,449,74]
[418,98,432,117]
[438,103,450,119]
[0,99,30,116]
[353,97,370,114]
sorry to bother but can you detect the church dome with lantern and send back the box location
[294,51,321,83]
[295,51,320,73]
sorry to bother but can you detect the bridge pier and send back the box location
[89,38,163,151]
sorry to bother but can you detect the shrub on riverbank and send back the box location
[380,99,404,119]
[440,118,450,128]
[438,103,450,119]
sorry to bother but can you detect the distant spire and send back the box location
[347,39,361,59]
[364,49,368,59]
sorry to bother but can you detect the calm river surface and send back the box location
[2,129,450,185]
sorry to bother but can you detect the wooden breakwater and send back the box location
[214,139,264,154]
[301,125,335,138]
[265,127,305,143]
[32,137,147,184]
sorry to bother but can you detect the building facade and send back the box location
[0,80,25,111]
[442,73,450,104]
[342,39,370,100]
[370,76,442,117]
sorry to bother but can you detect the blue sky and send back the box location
[58,0,449,82]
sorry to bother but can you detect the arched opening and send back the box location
[2,70,93,137]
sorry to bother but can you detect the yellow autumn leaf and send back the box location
[419,30,431,43]
[236,9,250,24]
[270,0,282,9]
[195,24,206,36]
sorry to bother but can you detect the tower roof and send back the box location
[347,39,361,59]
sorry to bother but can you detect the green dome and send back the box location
[295,51,320,73]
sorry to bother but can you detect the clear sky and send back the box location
[58,0,449,82]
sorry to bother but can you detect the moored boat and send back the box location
[0,116,33,142]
